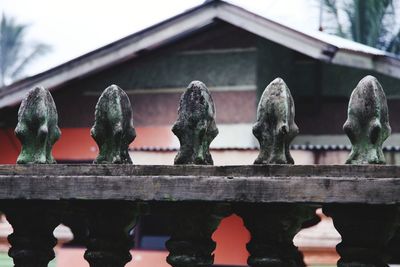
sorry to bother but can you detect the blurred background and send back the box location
[1,0,400,266]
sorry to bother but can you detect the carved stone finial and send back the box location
[324,77,395,267]
[242,79,311,266]
[168,82,227,267]
[253,78,298,164]
[172,81,218,165]
[14,86,61,164]
[343,75,390,164]
[91,85,136,164]
[88,85,137,266]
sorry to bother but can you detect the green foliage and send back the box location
[322,0,400,53]
[0,13,50,87]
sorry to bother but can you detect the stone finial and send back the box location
[172,81,218,165]
[14,86,61,164]
[253,78,298,164]
[91,85,136,164]
[343,75,390,164]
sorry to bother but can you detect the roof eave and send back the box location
[216,3,335,62]
[331,49,400,78]
[0,3,219,108]
[1,0,400,109]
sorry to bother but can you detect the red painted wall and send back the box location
[0,127,180,163]
[0,129,19,164]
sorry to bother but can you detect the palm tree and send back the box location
[321,0,400,54]
[0,13,50,87]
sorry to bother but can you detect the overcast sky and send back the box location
[0,0,320,76]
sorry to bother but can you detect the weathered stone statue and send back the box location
[166,80,229,267]
[14,86,61,164]
[343,75,391,164]
[91,84,136,164]
[239,78,311,267]
[172,81,218,165]
[8,86,61,267]
[253,78,298,164]
[324,75,397,267]
[85,85,138,267]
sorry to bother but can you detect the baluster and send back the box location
[387,227,400,264]
[84,85,138,267]
[166,81,230,267]
[237,78,314,267]
[323,75,398,267]
[5,86,61,267]
[5,201,60,267]
[82,201,138,267]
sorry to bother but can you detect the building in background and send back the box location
[0,0,400,266]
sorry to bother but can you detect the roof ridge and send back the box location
[1,0,399,108]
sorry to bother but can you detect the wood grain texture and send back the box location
[1,164,400,177]
[0,164,398,203]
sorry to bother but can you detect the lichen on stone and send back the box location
[253,78,298,164]
[343,75,390,164]
[15,86,61,164]
[91,84,136,164]
[172,81,218,165]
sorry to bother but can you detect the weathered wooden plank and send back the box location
[0,174,399,204]
[0,164,399,178]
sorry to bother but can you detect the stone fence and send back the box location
[1,75,399,267]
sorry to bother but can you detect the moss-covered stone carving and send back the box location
[87,85,138,267]
[167,81,228,267]
[324,76,397,267]
[14,86,61,164]
[172,81,218,165]
[343,75,391,164]
[91,85,136,164]
[239,78,314,267]
[253,78,298,164]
